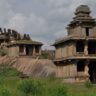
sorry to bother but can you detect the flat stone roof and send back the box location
[53,56,96,62]
[7,40,43,46]
[53,35,96,46]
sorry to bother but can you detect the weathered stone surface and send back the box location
[75,5,90,14]
[0,56,56,77]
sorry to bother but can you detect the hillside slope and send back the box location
[0,56,56,77]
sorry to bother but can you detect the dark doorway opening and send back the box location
[26,46,33,56]
[76,41,84,52]
[35,46,39,54]
[88,61,96,83]
[86,27,89,36]
[26,46,29,55]
[77,61,85,72]
[88,41,96,54]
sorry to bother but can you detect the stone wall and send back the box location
[56,61,77,82]
[55,42,75,59]
[8,45,19,57]
[68,25,96,37]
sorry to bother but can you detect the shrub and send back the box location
[0,65,19,78]
[56,86,68,96]
[51,85,68,96]
[18,80,33,96]
[0,89,11,96]
[18,79,43,96]
[85,80,93,88]
[41,52,49,59]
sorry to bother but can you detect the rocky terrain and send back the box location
[0,56,56,77]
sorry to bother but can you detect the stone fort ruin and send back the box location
[0,29,56,78]
[53,5,96,83]
[0,28,43,57]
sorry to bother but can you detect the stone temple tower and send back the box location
[53,5,96,83]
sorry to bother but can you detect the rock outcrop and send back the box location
[0,56,56,77]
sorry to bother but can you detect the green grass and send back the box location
[0,67,96,96]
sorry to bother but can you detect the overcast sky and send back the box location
[0,0,96,49]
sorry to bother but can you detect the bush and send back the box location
[18,80,33,96]
[0,65,19,78]
[18,79,43,96]
[51,85,68,96]
[85,80,93,88]
[56,86,67,96]
[0,89,11,96]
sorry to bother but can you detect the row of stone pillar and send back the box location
[23,45,41,56]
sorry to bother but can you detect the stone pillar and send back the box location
[33,46,36,56]
[85,64,89,76]
[39,46,41,55]
[84,61,89,80]
[73,42,76,56]
[84,41,88,56]
[24,45,26,55]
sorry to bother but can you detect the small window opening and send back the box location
[86,27,89,36]
[77,61,85,72]
[76,41,84,52]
